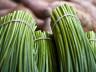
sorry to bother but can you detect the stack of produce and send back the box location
[0,4,96,72]
[50,4,96,72]
[86,31,96,55]
[34,31,57,72]
[0,10,38,72]
[0,10,57,72]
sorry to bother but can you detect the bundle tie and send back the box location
[34,37,52,41]
[52,14,80,30]
[89,39,96,41]
[0,19,34,34]
[33,37,52,54]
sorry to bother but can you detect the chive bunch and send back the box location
[86,31,96,55]
[0,10,57,72]
[50,4,96,72]
[0,10,37,72]
[0,4,96,72]
[34,31,57,72]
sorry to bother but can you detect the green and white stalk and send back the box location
[34,31,57,72]
[86,31,96,55]
[50,4,96,72]
[0,10,37,72]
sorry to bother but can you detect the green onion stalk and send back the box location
[0,10,37,72]
[86,31,96,56]
[34,31,57,72]
[50,4,96,72]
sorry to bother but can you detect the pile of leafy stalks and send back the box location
[86,31,96,55]
[50,4,96,72]
[0,4,96,72]
[0,11,57,72]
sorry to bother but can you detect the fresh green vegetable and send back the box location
[0,4,96,72]
[0,10,37,72]
[0,11,57,72]
[50,4,96,72]
[86,31,96,55]
[34,30,57,72]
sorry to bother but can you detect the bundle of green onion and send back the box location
[0,10,37,72]
[0,4,96,72]
[0,10,57,72]
[34,31,57,72]
[50,4,96,72]
[86,31,96,55]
